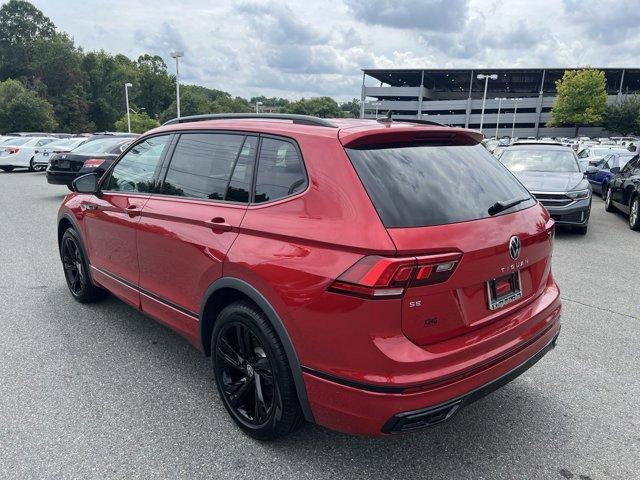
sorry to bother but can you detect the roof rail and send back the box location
[162,113,338,128]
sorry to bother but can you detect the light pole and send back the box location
[511,98,523,140]
[477,73,498,134]
[495,97,507,139]
[170,50,184,118]
[255,101,263,114]
[124,82,132,133]
[370,101,381,119]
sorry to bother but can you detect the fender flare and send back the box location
[200,277,314,423]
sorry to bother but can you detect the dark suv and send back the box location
[57,114,561,439]
[604,154,640,230]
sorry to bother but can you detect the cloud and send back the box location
[345,0,469,32]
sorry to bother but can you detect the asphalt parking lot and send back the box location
[0,170,638,480]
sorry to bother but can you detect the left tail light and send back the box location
[6,147,19,154]
[83,158,105,169]
[328,252,462,299]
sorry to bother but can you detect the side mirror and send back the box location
[72,173,100,194]
[610,166,621,174]
[585,166,598,175]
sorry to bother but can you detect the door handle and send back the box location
[203,217,233,232]
[126,204,141,217]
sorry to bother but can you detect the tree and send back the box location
[547,68,607,136]
[135,54,174,119]
[0,79,57,132]
[340,98,361,118]
[250,96,290,108]
[603,95,640,136]
[114,112,159,133]
[0,0,56,80]
[283,97,345,118]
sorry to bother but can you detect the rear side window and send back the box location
[254,138,306,203]
[346,144,534,228]
[161,133,246,200]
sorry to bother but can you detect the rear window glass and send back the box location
[346,144,533,228]
[72,138,125,154]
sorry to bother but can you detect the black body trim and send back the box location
[200,277,315,423]
[163,113,338,128]
[301,366,406,393]
[381,330,560,434]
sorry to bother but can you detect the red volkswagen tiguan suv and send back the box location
[57,114,561,439]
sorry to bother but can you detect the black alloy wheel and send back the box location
[212,301,303,440]
[60,229,105,303]
[216,321,278,427]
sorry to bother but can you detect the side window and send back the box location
[578,149,588,158]
[602,155,612,169]
[622,158,638,174]
[102,135,170,193]
[161,133,246,200]
[254,138,307,204]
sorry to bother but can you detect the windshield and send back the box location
[499,149,579,172]
[346,144,533,228]
[72,138,123,154]
[3,137,31,146]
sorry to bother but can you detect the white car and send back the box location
[0,136,59,172]
[32,137,88,171]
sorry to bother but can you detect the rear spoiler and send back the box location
[339,127,483,149]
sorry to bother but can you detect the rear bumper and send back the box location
[46,169,77,185]
[544,197,591,226]
[302,293,561,436]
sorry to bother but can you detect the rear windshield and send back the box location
[346,144,534,228]
[3,137,31,146]
[72,138,123,154]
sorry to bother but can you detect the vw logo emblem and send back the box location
[509,236,521,260]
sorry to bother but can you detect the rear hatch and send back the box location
[341,126,554,346]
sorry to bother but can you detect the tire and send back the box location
[28,158,35,172]
[67,183,74,192]
[60,228,106,303]
[573,225,588,235]
[212,300,303,440]
[629,196,640,231]
[604,186,616,212]
[0,166,14,172]
[600,182,608,198]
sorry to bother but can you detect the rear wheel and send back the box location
[60,228,105,303]
[604,186,616,212]
[629,196,640,231]
[0,166,14,172]
[212,300,303,440]
[28,158,35,172]
[67,183,74,192]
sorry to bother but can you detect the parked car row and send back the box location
[492,139,640,233]
[0,132,137,189]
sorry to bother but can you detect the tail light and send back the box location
[6,147,19,154]
[329,252,462,299]
[83,158,105,169]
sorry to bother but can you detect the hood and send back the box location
[512,171,586,192]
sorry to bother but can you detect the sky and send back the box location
[20,0,640,100]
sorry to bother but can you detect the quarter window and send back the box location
[102,135,170,193]
[254,138,306,203]
[161,133,246,200]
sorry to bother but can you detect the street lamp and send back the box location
[494,97,507,139]
[170,50,184,118]
[511,98,523,140]
[124,82,133,133]
[255,101,263,114]
[370,101,382,119]
[477,73,498,133]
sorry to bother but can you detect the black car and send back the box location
[46,135,137,190]
[498,144,592,234]
[604,154,640,230]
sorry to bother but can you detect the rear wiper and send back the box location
[488,196,530,216]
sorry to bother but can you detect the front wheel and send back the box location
[212,300,303,440]
[28,158,35,172]
[604,186,616,212]
[629,197,640,231]
[60,228,106,303]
